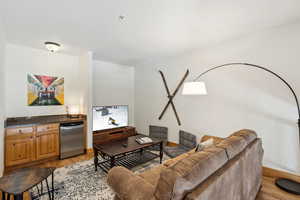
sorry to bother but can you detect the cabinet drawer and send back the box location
[6,127,34,138]
[37,123,59,133]
[37,130,58,136]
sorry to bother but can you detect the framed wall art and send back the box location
[27,74,64,106]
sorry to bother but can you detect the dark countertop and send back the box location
[5,114,87,128]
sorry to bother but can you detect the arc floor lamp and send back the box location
[182,62,300,195]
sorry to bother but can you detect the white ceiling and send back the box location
[1,0,300,65]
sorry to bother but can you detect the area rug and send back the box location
[31,154,169,200]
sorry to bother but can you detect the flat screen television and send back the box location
[93,105,129,131]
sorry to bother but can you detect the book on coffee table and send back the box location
[136,137,153,144]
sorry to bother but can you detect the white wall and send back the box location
[93,60,135,126]
[79,52,93,148]
[135,22,300,174]
[0,17,6,176]
[4,44,86,117]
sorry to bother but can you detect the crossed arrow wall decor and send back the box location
[158,69,189,126]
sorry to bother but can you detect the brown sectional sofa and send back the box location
[107,129,264,200]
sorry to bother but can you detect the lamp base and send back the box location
[67,114,80,119]
[275,178,300,195]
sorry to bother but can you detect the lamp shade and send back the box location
[182,81,207,95]
[69,105,80,115]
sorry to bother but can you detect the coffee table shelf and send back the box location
[96,150,159,173]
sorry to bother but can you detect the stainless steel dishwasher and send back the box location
[60,122,84,159]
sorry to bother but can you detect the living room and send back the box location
[1,0,300,200]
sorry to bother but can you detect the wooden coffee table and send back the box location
[93,135,163,173]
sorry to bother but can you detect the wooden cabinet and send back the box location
[36,133,59,160]
[5,123,60,168]
[4,115,87,171]
[5,136,35,167]
[36,124,59,160]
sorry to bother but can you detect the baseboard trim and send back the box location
[86,148,93,154]
[263,166,300,182]
[166,142,179,147]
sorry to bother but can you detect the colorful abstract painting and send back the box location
[27,74,64,106]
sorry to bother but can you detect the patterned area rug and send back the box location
[31,154,169,200]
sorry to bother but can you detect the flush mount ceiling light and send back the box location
[44,42,61,53]
[118,15,125,21]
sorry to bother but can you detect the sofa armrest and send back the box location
[107,166,156,200]
[200,135,225,145]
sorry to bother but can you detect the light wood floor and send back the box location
[257,167,300,200]
[2,152,300,200]
[257,176,299,200]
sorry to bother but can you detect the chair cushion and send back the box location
[164,145,190,158]
[154,147,227,200]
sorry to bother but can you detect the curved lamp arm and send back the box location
[187,62,300,194]
[192,62,300,120]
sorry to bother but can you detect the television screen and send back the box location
[93,105,128,131]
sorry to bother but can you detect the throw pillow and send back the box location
[195,138,214,152]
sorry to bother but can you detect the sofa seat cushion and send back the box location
[154,147,227,200]
[139,165,167,186]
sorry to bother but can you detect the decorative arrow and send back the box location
[158,69,189,126]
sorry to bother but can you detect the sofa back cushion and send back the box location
[200,135,224,145]
[154,147,228,200]
[195,138,214,152]
[231,129,257,143]
[216,136,247,159]
[216,129,257,160]
[185,138,263,200]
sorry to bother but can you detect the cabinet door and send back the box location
[5,137,35,167]
[36,132,59,160]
